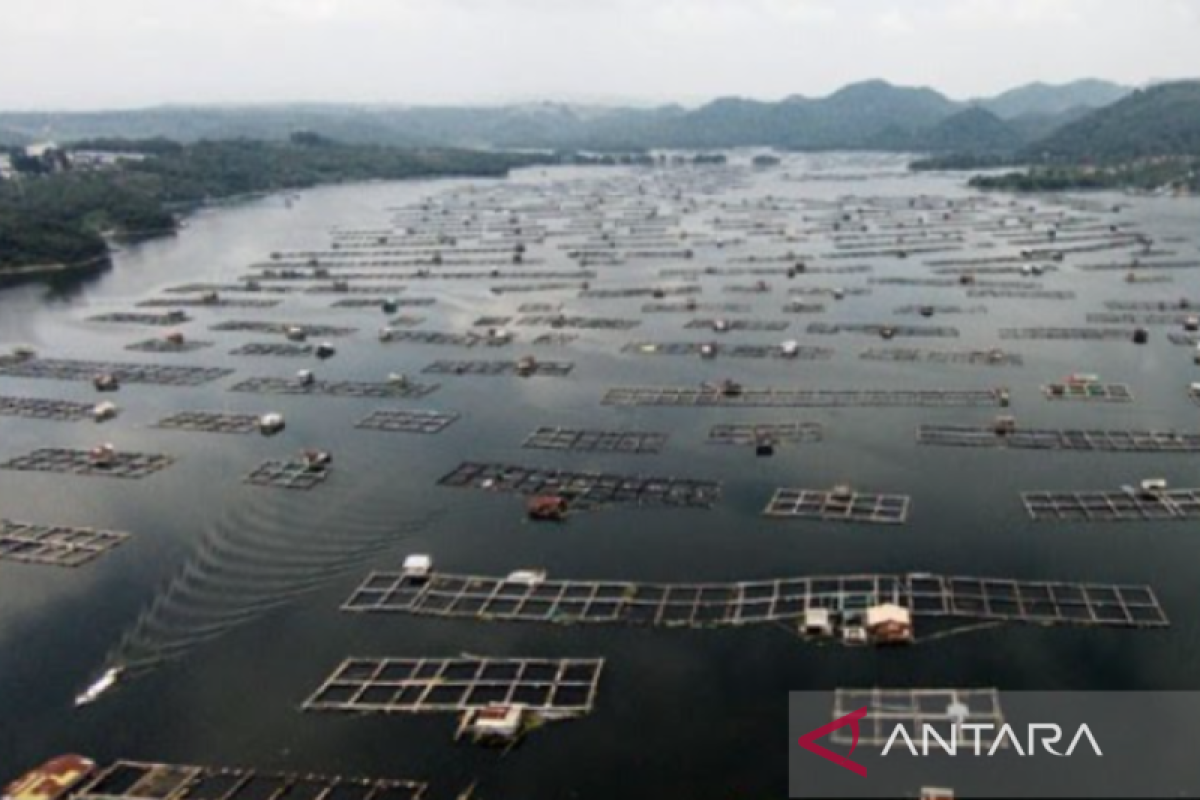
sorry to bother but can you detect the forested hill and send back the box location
[0,137,546,276]
[1028,81,1200,161]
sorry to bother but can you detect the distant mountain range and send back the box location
[0,79,1137,155]
[11,78,1197,163]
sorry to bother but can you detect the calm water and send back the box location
[2,154,1200,799]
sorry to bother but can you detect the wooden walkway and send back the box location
[343,570,1168,630]
[231,377,438,399]
[245,459,332,491]
[0,357,231,386]
[860,348,1023,366]
[0,519,130,568]
[155,412,261,435]
[423,360,573,377]
[708,422,824,445]
[69,761,426,800]
[1042,383,1134,402]
[355,409,459,434]
[523,427,668,454]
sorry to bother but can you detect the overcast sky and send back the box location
[1,0,1198,110]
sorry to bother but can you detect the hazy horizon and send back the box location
[1,0,1198,112]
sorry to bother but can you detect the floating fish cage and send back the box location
[708,423,824,445]
[515,315,640,330]
[643,302,751,313]
[379,330,509,347]
[245,458,332,490]
[355,409,459,435]
[137,297,281,308]
[230,377,438,399]
[0,358,232,386]
[1023,487,1200,521]
[602,386,1006,408]
[437,461,720,509]
[832,689,1005,748]
[330,297,435,307]
[622,342,833,361]
[343,569,1167,630]
[126,339,214,354]
[918,425,1200,452]
[303,656,603,725]
[763,488,910,524]
[0,519,130,567]
[89,311,192,326]
[229,342,315,357]
[807,323,960,339]
[860,348,1023,366]
[1042,382,1133,402]
[70,761,427,800]
[581,285,701,299]
[422,360,574,377]
[154,412,262,435]
[490,282,582,295]
[210,321,356,337]
[781,302,826,314]
[522,427,668,454]
[0,395,97,422]
[532,333,579,346]
[1000,327,1135,341]
[473,316,514,327]
[684,319,790,332]
[1,448,174,479]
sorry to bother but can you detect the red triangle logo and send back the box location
[797,706,869,777]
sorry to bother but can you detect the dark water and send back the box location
[2,154,1200,799]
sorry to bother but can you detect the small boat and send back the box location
[75,667,122,707]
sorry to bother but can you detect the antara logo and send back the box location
[882,723,1103,758]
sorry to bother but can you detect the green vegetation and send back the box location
[969,159,1200,194]
[0,136,546,275]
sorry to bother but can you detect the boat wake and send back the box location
[93,478,440,692]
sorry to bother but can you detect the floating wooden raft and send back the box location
[165,282,294,294]
[515,315,640,330]
[437,461,720,509]
[89,311,191,326]
[518,303,562,313]
[1,448,174,479]
[0,395,96,422]
[1168,333,1200,346]
[0,519,130,568]
[1078,259,1200,272]
[781,302,826,314]
[807,323,960,339]
[0,358,232,386]
[303,656,603,720]
[918,425,1200,452]
[70,761,427,800]
[1023,487,1200,521]
[1000,327,1134,341]
[155,412,261,435]
[523,427,668,455]
[832,689,1005,748]
[893,305,988,316]
[1042,383,1133,402]
[126,339,214,354]
[603,386,1006,408]
[229,342,315,357]
[708,422,824,445]
[423,360,573,377]
[860,348,1023,366]
[473,316,513,327]
[764,488,910,524]
[622,342,833,361]
[1105,300,1199,311]
[245,458,331,491]
[355,409,459,434]
[343,570,1167,630]
[1088,313,1196,326]
[230,377,437,399]
[211,321,356,337]
[684,319,790,332]
[137,297,280,308]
